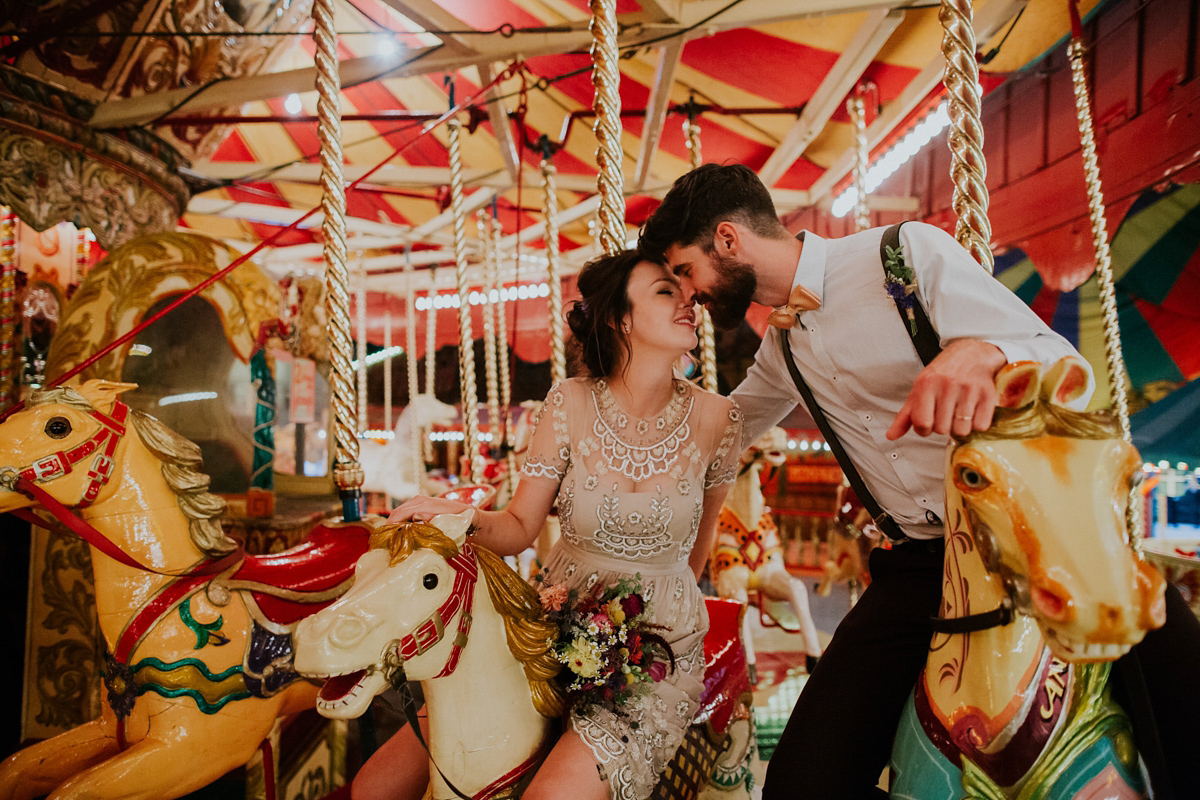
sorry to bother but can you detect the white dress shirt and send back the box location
[731,222,1093,540]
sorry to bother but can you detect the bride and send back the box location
[366,249,743,800]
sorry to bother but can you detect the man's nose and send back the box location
[678,276,697,304]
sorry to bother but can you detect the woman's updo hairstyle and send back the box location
[565,249,643,378]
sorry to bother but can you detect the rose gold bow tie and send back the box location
[766,285,821,329]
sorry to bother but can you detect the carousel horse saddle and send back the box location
[227,522,373,626]
[696,596,753,735]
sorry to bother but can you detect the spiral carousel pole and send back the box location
[313,0,361,519]
[684,115,719,393]
[590,0,626,256]
[448,117,484,484]
[0,207,16,408]
[939,0,994,273]
[847,94,871,234]
[541,157,567,385]
[1066,4,1142,553]
[477,209,503,474]
[423,267,437,464]
[404,247,424,497]
[489,213,518,498]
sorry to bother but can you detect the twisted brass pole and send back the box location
[541,160,567,384]
[448,119,483,483]
[684,118,718,392]
[1068,35,1142,553]
[490,218,517,499]
[939,0,993,273]
[423,267,436,464]
[355,254,367,436]
[477,209,502,477]
[848,95,871,233]
[313,0,361,517]
[403,248,424,498]
[590,0,626,255]
[0,207,15,407]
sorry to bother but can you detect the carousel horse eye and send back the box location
[44,417,72,439]
[423,573,439,590]
[956,465,990,492]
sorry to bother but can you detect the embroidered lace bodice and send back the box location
[520,377,742,800]
[522,378,742,565]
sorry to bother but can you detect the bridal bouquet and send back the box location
[537,574,674,714]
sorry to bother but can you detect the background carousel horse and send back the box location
[360,393,458,502]
[711,427,822,678]
[816,484,880,605]
[0,380,372,800]
[295,509,756,800]
[889,357,1168,800]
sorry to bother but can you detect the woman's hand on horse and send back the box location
[886,339,1006,440]
[388,495,476,526]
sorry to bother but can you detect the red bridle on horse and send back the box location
[388,542,480,680]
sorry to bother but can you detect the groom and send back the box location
[638,163,1200,800]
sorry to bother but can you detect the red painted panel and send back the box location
[680,28,839,106]
[1045,51,1079,166]
[1029,286,1062,327]
[981,85,1008,192]
[210,128,256,162]
[776,157,826,192]
[1140,0,1188,109]
[1005,71,1047,182]
[1135,298,1200,380]
[436,0,542,31]
[1092,0,1140,127]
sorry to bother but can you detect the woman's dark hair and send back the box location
[565,249,643,378]
[638,163,790,263]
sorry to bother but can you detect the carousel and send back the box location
[0,0,1198,797]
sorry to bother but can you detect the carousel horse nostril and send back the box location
[1031,584,1074,622]
[329,617,368,649]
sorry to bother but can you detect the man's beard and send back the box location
[702,252,757,329]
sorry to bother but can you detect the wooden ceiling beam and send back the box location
[633,39,683,192]
[757,7,905,188]
[800,0,1030,210]
[89,0,903,129]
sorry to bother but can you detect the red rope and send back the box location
[0,63,520,421]
[1067,0,1084,41]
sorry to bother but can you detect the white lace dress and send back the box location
[521,377,742,800]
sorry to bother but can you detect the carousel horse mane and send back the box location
[967,397,1121,444]
[370,520,564,718]
[28,386,236,557]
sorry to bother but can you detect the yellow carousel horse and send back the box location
[0,380,371,800]
[889,357,1167,798]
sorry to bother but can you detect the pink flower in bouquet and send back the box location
[539,583,569,612]
[648,660,667,682]
[590,611,613,633]
[621,593,645,618]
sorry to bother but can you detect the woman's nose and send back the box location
[678,277,697,304]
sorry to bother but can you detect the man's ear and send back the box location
[714,220,740,254]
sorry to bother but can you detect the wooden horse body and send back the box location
[295,511,756,800]
[889,358,1167,799]
[0,381,371,800]
[360,393,458,501]
[711,428,822,671]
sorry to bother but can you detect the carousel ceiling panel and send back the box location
[5,0,1105,338]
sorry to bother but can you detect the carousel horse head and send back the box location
[294,509,563,720]
[742,427,788,472]
[949,356,1166,662]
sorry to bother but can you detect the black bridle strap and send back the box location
[929,598,1014,634]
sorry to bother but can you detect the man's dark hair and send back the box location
[638,163,790,262]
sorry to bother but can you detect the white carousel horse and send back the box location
[889,356,1168,798]
[711,427,822,676]
[0,380,371,800]
[294,509,756,800]
[360,393,458,501]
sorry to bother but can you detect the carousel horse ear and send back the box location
[75,380,138,413]
[1040,356,1090,407]
[994,361,1042,409]
[431,509,475,548]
